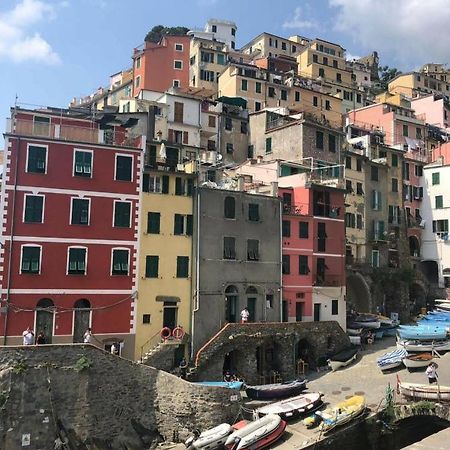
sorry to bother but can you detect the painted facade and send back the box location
[0,108,143,358]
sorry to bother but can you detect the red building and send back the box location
[132,35,191,97]
[280,176,346,328]
[0,108,143,357]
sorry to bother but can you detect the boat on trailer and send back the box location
[398,381,450,401]
[255,392,323,420]
[328,347,358,371]
[245,379,307,400]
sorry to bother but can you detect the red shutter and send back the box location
[168,129,174,143]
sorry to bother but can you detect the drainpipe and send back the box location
[279,199,283,322]
[3,134,20,345]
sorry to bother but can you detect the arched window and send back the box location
[225,285,238,323]
[36,298,54,343]
[224,196,236,219]
[73,299,91,343]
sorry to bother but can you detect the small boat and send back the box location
[380,325,398,337]
[377,315,394,326]
[351,314,380,329]
[348,335,361,346]
[402,352,435,370]
[328,348,358,372]
[377,348,408,371]
[245,379,306,400]
[398,382,450,401]
[346,327,363,336]
[225,414,286,450]
[397,339,450,352]
[398,325,448,341]
[185,423,233,450]
[317,395,366,432]
[303,413,322,428]
[255,392,323,420]
[195,381,244,390]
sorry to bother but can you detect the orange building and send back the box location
[132,35,191,96]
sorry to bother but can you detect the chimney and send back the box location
[270,181,278,197]
[237,176,245,191]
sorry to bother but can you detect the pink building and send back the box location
[411,94,450,131]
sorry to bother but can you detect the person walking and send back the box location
[22,327,34,345]
[426,362,438,384]
[240,307,250,324]
[83,328,92,344]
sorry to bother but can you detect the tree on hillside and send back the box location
[145,25,189,43]
[379,65,402,90]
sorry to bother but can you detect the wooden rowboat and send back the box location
[402,352,435,370]
[245,379,307,400]
[398,382,450,401]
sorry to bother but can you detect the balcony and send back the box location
[313,203,342,218]
[407,214,424,229]
[282,203,304,216]
[7,118,142,149]
[314,274,344,287]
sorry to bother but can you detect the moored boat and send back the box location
[346,327,363,336]
[377,315,394,326]
[317,395,366,432]
[245,379,307,400]
[328,348,358,372]
[185,423,233,450]
[225,414,286,450]
[398,381,450,401]
[195,381,244,390]
[351,314,380,329]
[377,348,407,372]
[255,392,323,420]
[402,352,435,370]
[397,325,448,341]
[397,339,450,352]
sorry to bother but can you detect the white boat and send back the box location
[398,382,450,401]
[328,348,358,371]
[185,423,233,450]
[377,315,394,326]
[352,320,380,329]
[348,335,361,346]
[346,328,363,336]
[402,352,438,370]
[397,339,450,352]
[377,348,407,372]
[225,414,286,450]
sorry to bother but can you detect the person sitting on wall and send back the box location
[223,371,233,382]
[22,327,34,345]
[36,331,46,345]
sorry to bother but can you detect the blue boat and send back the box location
[380,325,398,337]
[195,381,244,390]
[398,325,448,341]
[377,348,408,371]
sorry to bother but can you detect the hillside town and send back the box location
[1,18,450,369]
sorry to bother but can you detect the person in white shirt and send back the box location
[426,362,438,384]
[240,307,250,323]
[22,327,34,345]
[83,328,92,344]
[111,343,118,355]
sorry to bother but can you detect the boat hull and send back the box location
[399,382,450,401]
[187,423,233,450]
[397,340,450,352]
[245,379,306,400]
[402,353,434,370]
[317,395,366,432]
[328,348,358,372]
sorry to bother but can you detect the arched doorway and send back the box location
[73,299,91,343]
[409,236,420,257]
[346,273,371,312]
[36,298,54,343]
[246,286,258,322]
[224,285,238,323]
[419,260,439,285]
[295,338,312,367]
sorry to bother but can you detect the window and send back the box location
[356,214,363,229]
[432,219,449,233]
[217,53,225,65]
[174,102,184,123]
[255,82,261,93]
[403,162,410,181]
[115,155,132,181]
[371,250,380,268]
[255,101,262,111]
[223,237,236,260]
[248,145,254,159]
[323,56,328,65]
[174,214,193,236]
[143,314,151,324]
[241,79,248,91]
[299,221,309,238]
[174,60,183,69]
[416,127,422,139]
[135,56,141,69]
[225,117,233,131]
[142,174,169,194]
[345,212,355,228]
[295,91,300,102]
[392,178,398,193]
[332,299,338,315]
[282,255,290,274]
[175,177,193,196]
[147,212,160,234]
[391,154,398,167]
[24,195,44,223]
[345,156,352,169]
[415,165,423,177]
[313,96,318,107]
[281,89,288,101]
[436,195,444,209]
[241,121,248,134]
[231,28,236,36]
[200,70,215,82]
[114,201,131,228]
[145,256,159,278]
[282,220,291,237]
[208,115,216,128]
[356,182,364,195]
[266,137,272,153]
[176,256,189,278]
[318,222,327,252]
[316,131,324,149]
[226,143,234,154]
[71,199,89,225]
[268,87,275,98]
[336,73,342,83]
[432,172,440,185]
[135,76,141,88]
[402,124,409,137]
[346,180,353,193]
[328,134,336,152]
[313,54,318,63]
[212,25,217,32]
[68,248,87,275]
[325,100,331,110]
[223,196,237,219]
[247,239,259,261]
[21,246,41,274]
[112,249,129,275]
[372,190,382,210]
[175,43,183,51]
[248,203,260,221]
[27,145,47,173]
[371,166,379,181]
[319,68,325,77]
[73,150,92,177]
[281,41,287,50]
[356,159,362,171]
[299,255,309,275]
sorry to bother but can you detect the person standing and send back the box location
[22,327,34,345]
[240,307,250,324]
[36,331,46,345]
[426,362,438,384]
[83,328,92,344]
[179,358,188,380]
[111,343,118,355]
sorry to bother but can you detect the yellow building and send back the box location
[135,142,196,361]
[389,70,450,99]
[375,92,411,108]
[218,62,342,128]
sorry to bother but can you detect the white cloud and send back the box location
[0,0,61,64]
[329,0,450,69]
[283,6,318,30]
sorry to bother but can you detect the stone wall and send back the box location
[0,345,240,450]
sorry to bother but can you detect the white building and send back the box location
[188,18,237,50]
[421,159,450,288]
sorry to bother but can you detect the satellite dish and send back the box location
[216,153,223,161]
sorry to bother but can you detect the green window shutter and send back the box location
[25,196,43,223]
[147,212,160,234]
[116,155,132,181]
[27,146,46,173]
[299,222,309,238]
[432,172,440,185]
[112,250,129,275]
[175,177,183,195]
[186,215,193,236]
[142,173,150,192]
[379,221,385,237]
[248,204,259,221]
[265,137,272,153]
[176,256,189,278]
[145,255,159,278]
[68,248,86,274]
[162,175,169,194]
[174,214,184,235]
[75,151,92,176]
[187,179,194,196]
[114,202,131,227]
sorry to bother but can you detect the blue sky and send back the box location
[1,0,449,138]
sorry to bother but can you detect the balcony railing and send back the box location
[313,203,342,218]
[314,274,344,287]
[7,118,142,148]
[282,203,304,216]
[407,214,423,228]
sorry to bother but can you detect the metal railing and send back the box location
[314,274,345,286]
